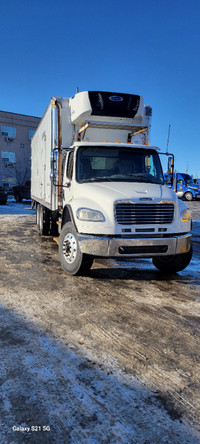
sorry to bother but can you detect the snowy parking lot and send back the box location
[0,197,35,215]
[0,200,200,443]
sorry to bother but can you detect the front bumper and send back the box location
[78,233,192,258]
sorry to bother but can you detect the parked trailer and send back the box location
[31,91,192,275]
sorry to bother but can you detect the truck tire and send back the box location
[59,222,93,275]
[36,203,40,228]
[49,211,58,236]
[39,205,50,235]
[15,192,22,203]
[0,199,7,205]
[152,244,192,273]
[184,191,193,201]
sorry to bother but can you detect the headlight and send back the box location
[181,208,191,221]
[76,208,105,222]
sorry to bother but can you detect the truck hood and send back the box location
[76,181,176,205]
[72,181,183,235]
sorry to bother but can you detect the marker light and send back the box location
[181,209,191,221]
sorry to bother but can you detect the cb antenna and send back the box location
[166,124,171,154]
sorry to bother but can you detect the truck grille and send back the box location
[115,203,174,225]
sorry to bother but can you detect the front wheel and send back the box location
[152,245,192,273]
[59,222,93,275]
[184,191,193,201]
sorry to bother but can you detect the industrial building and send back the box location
[0,110,40,190]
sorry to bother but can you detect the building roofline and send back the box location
[0,109,41,120]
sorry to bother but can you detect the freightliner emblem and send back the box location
[109,95,123,102]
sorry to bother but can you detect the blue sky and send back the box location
[1,0,200,177]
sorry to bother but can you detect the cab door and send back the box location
[63,150,74,205]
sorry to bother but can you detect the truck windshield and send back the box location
[181,174,194,185]
[76,146,164,184]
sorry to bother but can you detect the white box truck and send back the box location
[31,91,192,275]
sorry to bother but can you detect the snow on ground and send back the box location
[0,198,35,216]
[1,200,200,442]
[1,308,200,443]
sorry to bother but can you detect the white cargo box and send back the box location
[31,97,73,210]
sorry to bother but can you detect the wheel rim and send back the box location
[185,192,192,201]
[62,233,77,264]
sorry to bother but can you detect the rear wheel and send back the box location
[38,204,50,235]
[59,222,93,275]
[152,244,192,273]
[49,211,58,236]
[15,192,22,203]
[36,204,58,236]
[36,203,40,228]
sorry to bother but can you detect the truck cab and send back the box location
[13,180,31,202]
[164,172,200,201]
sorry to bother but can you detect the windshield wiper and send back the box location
[81,177,112,182]
[90,176,111,181]
[126,174,145,178]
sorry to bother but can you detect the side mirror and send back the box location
[167,156,174,174]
